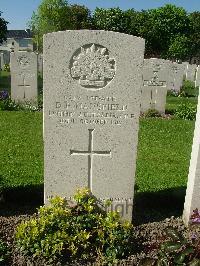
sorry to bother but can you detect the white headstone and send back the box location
[182,61,189,76]
[186,64,197,82]
[183,88,200,225]
[169,62,184,92]
[10,51,38,103]
[141,58,170,113]
[43,30,145,220]
[195,66,200,88]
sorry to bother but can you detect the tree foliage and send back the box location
[0,11,8,44]
[189,12,200,59]
[167,35,191,60]
[29,0,91,51]
[93,7,130,33]
[145,4,191,57]
[29,1,200,60]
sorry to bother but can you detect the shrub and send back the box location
[15,188,135,265]
[140,227,200,265]
[143,109,162,118]
[0,238,10,265]
[140,210,200,266]
[0,90,9,100]
[0,92,40,112]
[167,89,180,97]
[0,97,21,111]
[180,80,199,97]
[3,64,10,72]
[175,103,197,120]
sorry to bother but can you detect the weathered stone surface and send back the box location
[183,88,200,225]
[43,30,145,220]
[10,51,38,103]
[141,58,169,113]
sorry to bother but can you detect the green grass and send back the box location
[136,118,194,193]
[0,111,195,195]
[0,111,43,189]
[166,96,198,113]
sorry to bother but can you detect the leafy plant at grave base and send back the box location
[0,238,10,265]
[0,90,9,100]
[143,109,162,118]
[175,103,197,120]
[3,64,10,72]
[180,80,199,98]
[167,89,180,97]
[139,227,200,266]
[190,208,200,224]
[0,98,15,111]
[0,92,40,112]
[15,188,135,265]
[0,97,20,111]
[19,102,40,112]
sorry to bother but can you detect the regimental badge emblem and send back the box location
[70,43,116,89]
[17,55,31,69]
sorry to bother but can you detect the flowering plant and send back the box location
[0,90,9,100]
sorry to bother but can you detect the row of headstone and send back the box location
[8,49,198,113]
[140,59,200,113]
[140,59,186,113]
[141,58,169,113]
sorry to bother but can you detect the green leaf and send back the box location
[165,227,182,241]
[182,247,194,255]
[161,241,182,252]
[188,259,200,266]
[156,258,169,266]
[174,253,186,264]
[165,227,187,244]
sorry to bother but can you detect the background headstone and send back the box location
[183,88,200,225]
[141,58,170,113]
[195,65,200,88]
[10,51,38,103]
[169,62,185,92]
[0,53,4,70]
[44,30,145,220]
[182,61,189,76]
[186,64,197,82]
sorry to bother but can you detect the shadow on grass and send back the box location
[133,186,186,225]
[0,184,186,224]
[0,184,43,216]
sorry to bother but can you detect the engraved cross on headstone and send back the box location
[70,129,111,192]
[18,76,30,99]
